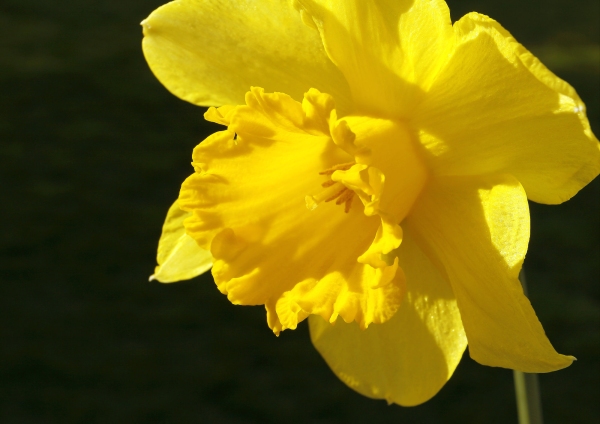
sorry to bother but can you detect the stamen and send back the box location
[319,162,354,176]
[344,196,353,213]
[307,162,358,212]
[306,182,346,211]
[335,189,355,213]
[324,187,348,203]
[335,189,354,205]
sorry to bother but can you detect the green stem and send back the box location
[513,270,544,424]
[513,370,543,424]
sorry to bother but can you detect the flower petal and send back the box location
[309,230,467,406]
[406,174,574,372]
[296,0,453,116]
[151,201,212,283]
[179,88,404,333]
[142,0,351,111]
[414,13,600,204]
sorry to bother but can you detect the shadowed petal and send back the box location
[309,230,467,406]
[407,174,574,372]
[151,201,212,283]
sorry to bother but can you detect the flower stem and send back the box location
[513,270,544,424]
[513,370,543,424]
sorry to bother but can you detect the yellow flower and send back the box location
[142,0,600,406]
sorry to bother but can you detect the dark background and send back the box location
[1,0,598,422]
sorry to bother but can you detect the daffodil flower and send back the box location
[142,0,600,406]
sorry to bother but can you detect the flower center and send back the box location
[307,116,429,225]
[306,162,356,212]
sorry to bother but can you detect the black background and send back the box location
[1,0,598,422]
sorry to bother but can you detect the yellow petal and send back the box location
[309,230,467,406]
[179,88,404,333]
[142,0,351,112]
[296,0,453,116]
[414,13,600,204]
[407,174,574,372]
[151,201,212,283]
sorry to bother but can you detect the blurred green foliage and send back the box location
[0,0,598,422]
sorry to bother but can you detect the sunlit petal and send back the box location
[414,13,600,204]
[295,0,453,116]
[142,0,351,110]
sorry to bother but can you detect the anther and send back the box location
[319,162,354,176]
[335,189,354,205]
[336,189,355,213]
[344,196,353,213]
[324,187,348,203]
